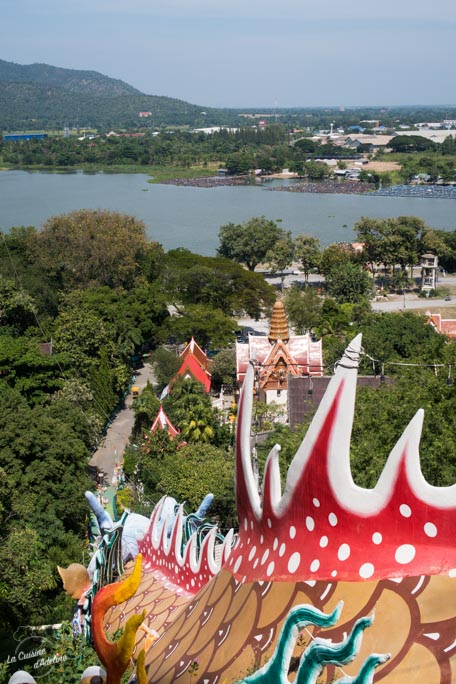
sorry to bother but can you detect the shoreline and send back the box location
[2,165,455,199]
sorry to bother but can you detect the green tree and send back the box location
[265,232,295,288]
[283,285,322,334]
[217,217,287,271]
[90,346,118,418]
[52,303,114,378]
[0,385,91,632]
[209,349,237,392]
[32,209,149,290]
[0,277,37,334]
[132,381,161,437]
[350,369,456,488]
[0,527,56,630]
[316,298,353,339]
[0,225,59,317]
[0,335,67,406]
[294,234,322,282]
[303,160,330,180]
[163,377,219,444]
[161,249,275,319]
[165,304,237,348]
[150,347,182,393]
[389,135,437,153]
[61,285,169,362]
[359,311,446,371]
[325,262,372,303]
[436,229,456,272]
[293,138,317,153]
[225,152,253,175]
[319,243,356,277]
[355,215,441,279]
[153,444,236,529]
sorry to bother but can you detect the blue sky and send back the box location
[2,0,455,107]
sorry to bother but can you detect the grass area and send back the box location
[0,162,220,180]
[377,169,403,185]
[377,152,456,164]
[147,165,219,183]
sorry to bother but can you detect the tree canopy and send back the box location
[161,249,275,319]
[283,285,323,334]
[32,209,152,290]
[294,234,322,282]
[325,262,372,304]
[217,216,287,271]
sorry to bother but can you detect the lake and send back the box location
[1,170,455,256]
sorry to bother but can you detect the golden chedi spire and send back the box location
[269,299,289,343]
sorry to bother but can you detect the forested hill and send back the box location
[0,58,143,96]
[0,58,241,130]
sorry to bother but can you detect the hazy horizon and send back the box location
[2,0,455,109]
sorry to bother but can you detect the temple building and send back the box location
[236,300,323,405]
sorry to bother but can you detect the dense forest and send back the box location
[1,209,456,681]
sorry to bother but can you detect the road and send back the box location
[238,270,455,334]
[371,297,453,312]
[89,362,155,481]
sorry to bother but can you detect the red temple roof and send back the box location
[179,337,209,371]
[177,353,212,393]
[427,313,456,339]
[150,406,179,439]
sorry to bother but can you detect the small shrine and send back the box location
[150,405,179,439]
[236,300,323,404]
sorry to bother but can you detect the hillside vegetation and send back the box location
[0,59,241,130]
[0,58,142,96]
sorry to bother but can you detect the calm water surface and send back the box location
[1,170,455,255]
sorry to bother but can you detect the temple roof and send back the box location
[150,406,179,439]
[180,337,209,370]
[177,353,212,393]
[236,333,323,386]
[427,313,456,339]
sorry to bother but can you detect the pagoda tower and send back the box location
[236,299,323,404]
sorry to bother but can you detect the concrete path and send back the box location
[89,362,155,481]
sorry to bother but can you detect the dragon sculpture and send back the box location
[91,334,456,682]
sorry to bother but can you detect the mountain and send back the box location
[0,58,143,97]
[0,59,240,130]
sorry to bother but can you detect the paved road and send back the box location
[371,297,453,312]
[89,362,155,481]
